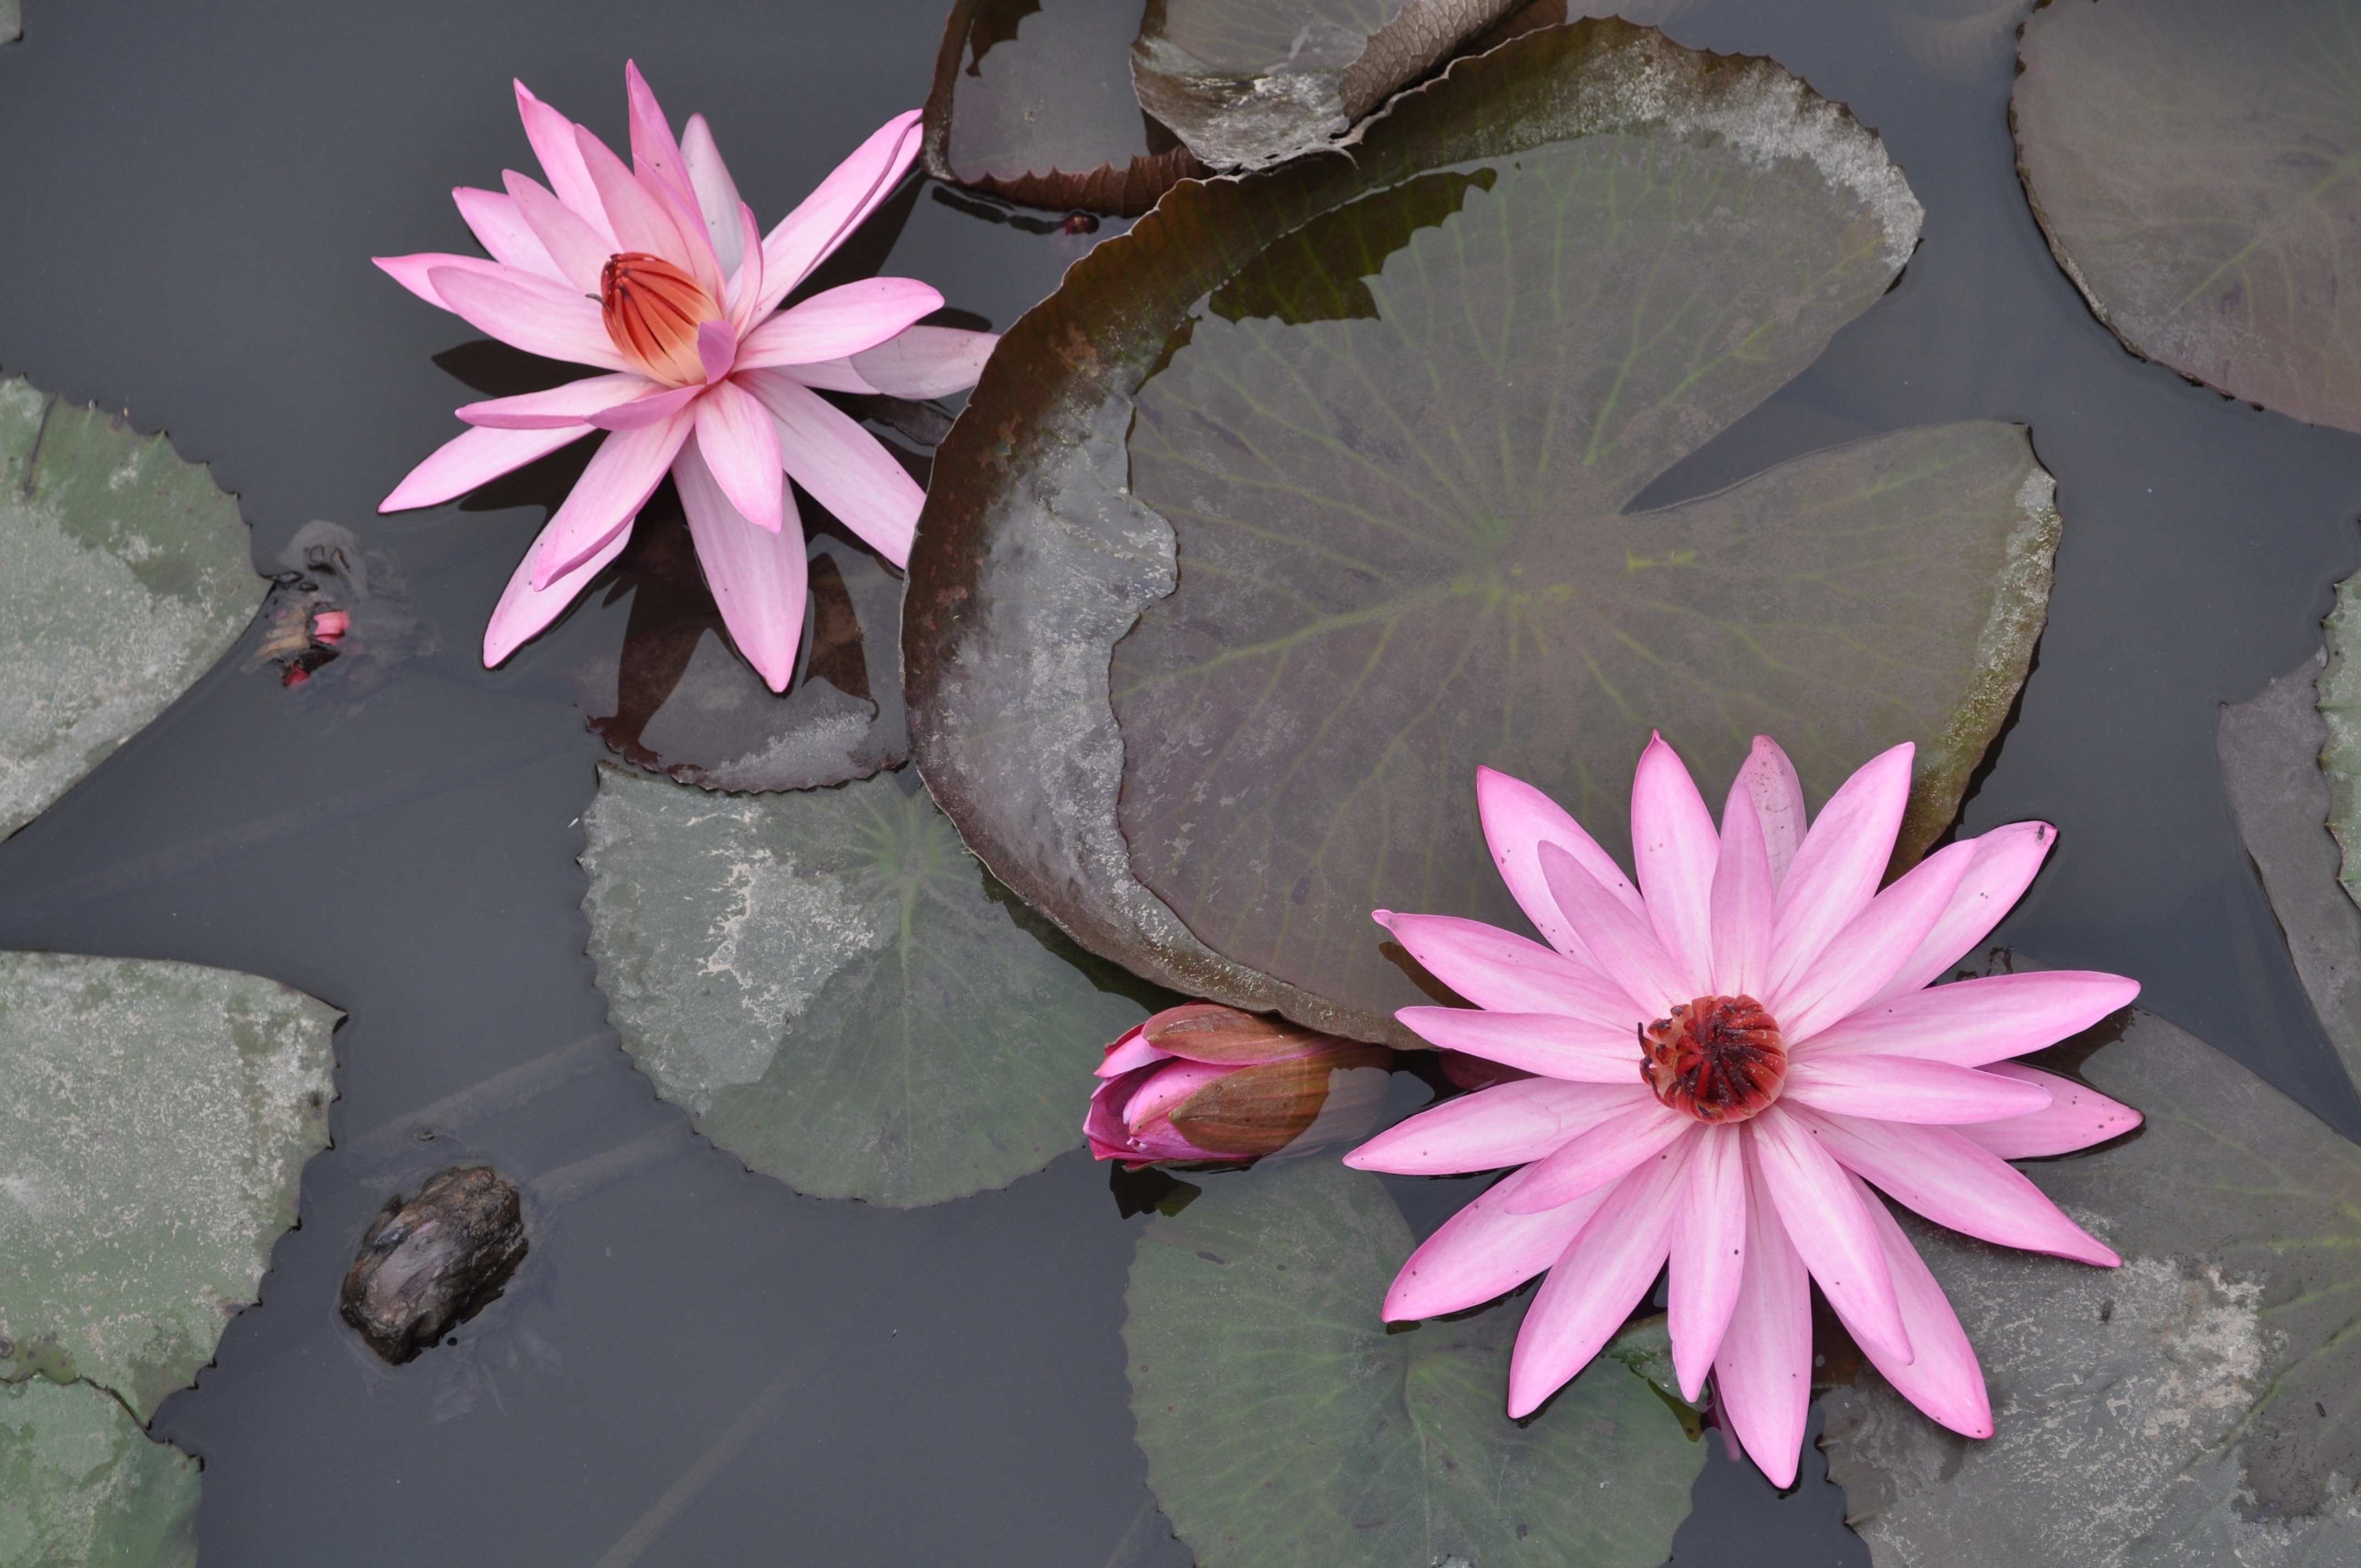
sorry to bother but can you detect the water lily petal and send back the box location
[374,251,504,309]
[1870,821,2057,1004]
[1765,742,1913,999]
[514,80,616,246]
[1711,763,1776,998]
[1668,1124,1747,1400]
[1096,1028,1169,1080]
[1632,733,1721,994]
[1786,1105,2120,1265]
[847,325,999,399]
[1503,1098,1690,1212]
[736,278,948,369]
[1736,735,1808,891]
[429,265,633,371]
[1506,1133,1696,1417]
[1086,1062,1160,1159]
[676,432,805,692]
[1772,838,1976,1039]
[1374,912,1646,1027]
[1713,1140,1813,1488]
[531,410,695,587]
[681,113,746,274]
[739,369,924,565]
[452,187,564,283]
[623,61,694,207]
[503,170,613,295]
[1792,970,2140,1067]
[1956,1064,2141,1158]
[1540,841,1691,1017]
[1383,1163,1613,1321]
[586,384,703,431]
[483,516,630,668]
[1840,1173,1992,1438]
[458,373,661,430]
[728,203,765,329]
[1392,1008,1640,1082]
[691,379,785,535]
[573,122,698,279]
[1749,1107,1912,1366]
[380,422,591,512]
[1346,1079,1649,1174]
[1781,1054,2054,1124]
[756,109,924,313]
[1477,764,1645,963]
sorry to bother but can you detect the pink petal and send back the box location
[374,251,503,309]
[1506,1132,1697,1417]
[380,423,591,512]
[1749,1108,1911,1365]
[1086,1063,1157,1158]
[728,203,765,328]
[530,411,695,587]
[1712,1141,1813,1488]
[1345,1079,1650,1175]
[779,358,882,394]
[846,325,998,399]
[623,61,695,208]
[1736,736,1808,891]
[681,113,746,274]
[483,517,630,667]
[1384,1163,1614,1321]
[1870,821,2056,1004]
[1668,1124,1747,1400]
[503,170,614,295]
[429,265,632,371]
[736,278,948,370]
[755,110,925,315]
[1710,764,1776,998]
[587,384,704,431]
[1391,1007,1641,1083]
[1631,733,1720,994]
[1956,1064,2141,1159]
[738,369,924,565]
[1096,1029,1168,1079]
[1838,1172,1992,1436]
[458,373,662,431]
[514,80,616,246]
[1786,1105,2120,1265]
[1539,841,1690,1018]
[1781,1054,2054,1124]
[1792,970,2140,1068]
[1123,1060,1229,1132]
[698,321,737,385]
[1764,743,1914,999]
[690,379,784,534]
[452,187,564,283]
[1503,1099,1691,1212]
[1374,912,1648,1028]
[1771,839,1975,1041]
[676,432,806,692]
[573,123,699,280]
[1476,764,1645,965]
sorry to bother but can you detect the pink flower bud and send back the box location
[1085,1003,1392,1169]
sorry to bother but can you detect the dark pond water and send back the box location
[0,1,2355,1564]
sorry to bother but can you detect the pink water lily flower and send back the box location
[375,63,997,689]
[1347,736,2142,1486]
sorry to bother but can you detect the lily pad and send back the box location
[0,378,263,841]
[0,952,337,1420]
[2317,566,2361,928]
[923,0,1205,215]
[1124,1157,1702,1568]
[906,19,2058,1039]
[579,764,1152,1207]
[0,1378,199,1568]
[1821,1006,2361,1564]
[1131,0,1525,170]
[2012,0,2361,432]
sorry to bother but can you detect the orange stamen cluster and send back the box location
[600,252,717,386]
[1640,994,1787,1124]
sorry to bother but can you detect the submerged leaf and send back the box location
[579,765,1152,1207]
[0,1378,199,1568]
[2013,0,2361,431]
[1124,1157,1701,1568]
[0,378,262,840]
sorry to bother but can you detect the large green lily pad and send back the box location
[1125,1157,1702,1568]
[0,1379,199,1568]
[1821,1006,2361,1564]
[906,19,2058,1040]
[0,378,263,842]
[579,764,1152,1208]
[0,953,337,1422]
[2013,0,2361,433]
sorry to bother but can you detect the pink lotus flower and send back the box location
[1347,736,2142,1485]
[1089,1003,1393,1168]
[374,64,997,689]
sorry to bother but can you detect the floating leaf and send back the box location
[907,19,2055,1039]
[922,0,1204,215]
[0,378,263,841]
[0,1378,199,1568]
[1822,1006,2361,1564]
[579,765,1152,1207]
[0,952,337,1420]
[2013,0,2361,432]
[1124,1157,1702,1568]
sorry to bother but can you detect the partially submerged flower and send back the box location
[1347,736,2141,1485]
[376,64,997,689]
[1088,1003,1392,1169]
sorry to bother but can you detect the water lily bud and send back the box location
[1086,1002,1393,1169]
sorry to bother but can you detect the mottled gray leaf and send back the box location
[0,378,262,840]
[2014,0,2361,431]
[1823,1008,2361,1565]
[1125,1158,1702,1568]
[579,765,1151,1207]
[0,1378,199,1568]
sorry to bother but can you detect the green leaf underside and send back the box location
[0,379,262,842]
[1823,1006,2361,1564]
[0,1379,199,1568]
[0,954,337,1422]
[579,765,1150,1208]
[1124,1158,1701,1568]
[2012,0,2361,433]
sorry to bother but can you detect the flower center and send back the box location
[600,252,719,386]
[1639,994,1787,1124]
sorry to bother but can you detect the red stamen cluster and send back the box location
[600,252,715,385]
[1640,994,1787,1124]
